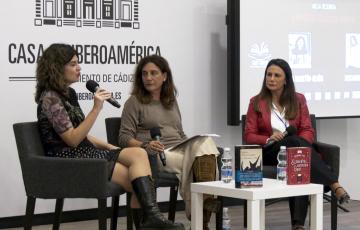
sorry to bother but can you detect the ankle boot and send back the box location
[131,176,184,230]
[132,208,143,230]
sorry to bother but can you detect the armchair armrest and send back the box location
[23,155,121,198]
[313,141,340,177]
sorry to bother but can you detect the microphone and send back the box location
[263,125,297,149]
[150,127,166,166]
[86,80,121,108]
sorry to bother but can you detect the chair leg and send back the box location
[244,200,247,228]
[324,193,350,213]
[126,192,133,230]
[98,198,107,230]
[53,198,64,230]
[331,192,338,230]
[168,185,178,221]
[24,196,36,230]
[215,196,223,230]
[111,196,119,230]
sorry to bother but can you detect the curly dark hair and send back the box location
[132,55,177,109]
[35,43,78,103]
[254,58,298,119]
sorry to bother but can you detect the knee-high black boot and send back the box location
[132,208,143,230]
[131,176,184,230]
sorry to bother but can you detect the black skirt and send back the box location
[54,145,121,179]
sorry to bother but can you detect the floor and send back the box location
[4,200,360,230]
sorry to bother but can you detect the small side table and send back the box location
[191,178,323,230]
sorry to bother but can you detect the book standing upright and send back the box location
[235,145,263,188]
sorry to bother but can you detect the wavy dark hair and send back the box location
[35,43,78,103]
[254,58,298,119]
[132,55,177,109]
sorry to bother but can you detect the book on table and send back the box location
[235,145,263,188]
[286,147,311,185]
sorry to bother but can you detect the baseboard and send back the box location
[0,198,243,228]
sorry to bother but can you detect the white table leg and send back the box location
[191,191,203,230]
[310,193,323,230]
[260,200,265,230]
[247,200,261,230]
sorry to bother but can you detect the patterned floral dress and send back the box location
[37,87,120,179]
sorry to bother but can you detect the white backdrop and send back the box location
[0,0,359,219]
[0,0,236,217]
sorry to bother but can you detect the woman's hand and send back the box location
[87,135,119,151]
[108,144,119,150]
[93,89,112,111]
[269,131,284,142]
[147,140,165,153]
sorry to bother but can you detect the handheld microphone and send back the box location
[150,127,166,166]
[263,125,297,149]
[86,80,121,108]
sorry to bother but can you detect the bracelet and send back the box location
[140,141,149,149]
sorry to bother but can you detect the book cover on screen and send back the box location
[235,145,263,188]
[287,147,311,185]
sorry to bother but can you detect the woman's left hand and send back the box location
[108,144,119,150]
[147,140,165,153]
[269,131,285,142]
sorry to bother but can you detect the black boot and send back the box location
[132,176,184,230]
[132,208,143,230]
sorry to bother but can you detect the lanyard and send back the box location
[272,104,288,130]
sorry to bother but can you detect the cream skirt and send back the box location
[156,136,219,219]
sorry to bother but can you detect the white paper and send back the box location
[168,134,220,151]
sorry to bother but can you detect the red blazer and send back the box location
[244,93,314,145]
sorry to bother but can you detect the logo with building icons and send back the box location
[34,0,139,29]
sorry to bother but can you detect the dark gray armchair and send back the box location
[241,114,341,230]
[13,121,125,230]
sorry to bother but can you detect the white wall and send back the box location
[316,119,360,200]
[0,0,358,219]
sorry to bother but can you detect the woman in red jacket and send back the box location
[244,58,350,230]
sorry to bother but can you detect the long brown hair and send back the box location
[254,58,298,119]
[132,55,177,109]
[35,43,78,103]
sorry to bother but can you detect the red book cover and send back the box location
[287,147,311,185]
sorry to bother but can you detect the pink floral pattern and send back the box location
[41,91,73,134]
